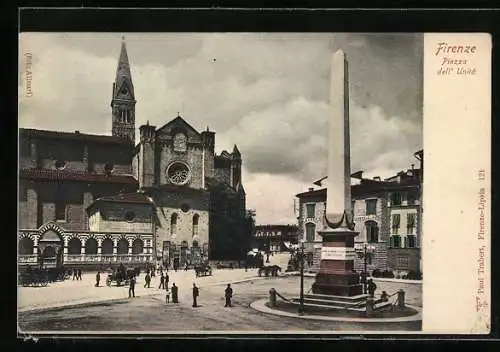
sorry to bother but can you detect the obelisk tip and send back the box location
[334,49,346,57]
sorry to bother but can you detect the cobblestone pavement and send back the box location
[18,276,422,332]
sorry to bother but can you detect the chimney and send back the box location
[411,164,415,170]
[308,187,314,192]
[373,176,381,181]
[351,170,363,179]
[75,130,80,134]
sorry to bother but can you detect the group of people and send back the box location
[72,268,83,280]
[126,266,234,308]
[366,278,390,302]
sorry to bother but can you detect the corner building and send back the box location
[18,39,246,269]
[295,152,422,277]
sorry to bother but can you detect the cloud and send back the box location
[18,33,422,225]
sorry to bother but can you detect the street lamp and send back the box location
[298,239,305,316]
[360,244,376,294]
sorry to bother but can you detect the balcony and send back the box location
[18,254,155,266]
[18,254,38,264]
[65,254,154,263]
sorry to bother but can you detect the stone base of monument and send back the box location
[311,272,363,296]
[290,294,393,314]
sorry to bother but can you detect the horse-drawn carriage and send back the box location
[258,265,282,277]
[19,266,70,287]
[194,263,212,277]
[106,264,140,286]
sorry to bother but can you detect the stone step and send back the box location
[290,298,394,313]
[289,300,367,312]
[373,301,393,311]
[304,293,369,303]
[293,297,366,309]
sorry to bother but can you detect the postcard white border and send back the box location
[422,33,491,333]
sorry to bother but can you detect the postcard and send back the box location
[17,32,491,335]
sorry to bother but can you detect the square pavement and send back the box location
[18,268,260,312]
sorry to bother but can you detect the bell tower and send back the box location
[111,37,136,143]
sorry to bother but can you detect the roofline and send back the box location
[156,115,204,138]
[19,229,154,235]
[86,197,153,213]
[19,170,138,185]
[19,128,134,146]
[296,182,420,198]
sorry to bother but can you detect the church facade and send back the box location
[18,39,248,269]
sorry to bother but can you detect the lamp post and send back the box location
[298,239,305,316]
[361,244,375,294]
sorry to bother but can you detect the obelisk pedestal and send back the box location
[312,223,362,296]
[311,49,362,297]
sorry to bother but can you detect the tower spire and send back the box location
[111,38,136,143]
[114,39,134,99]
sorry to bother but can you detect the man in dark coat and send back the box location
[72,268,77,280]
[192,283,199,308]
[77,268,82,280]
[129,276,136,298]
[144,272,151,288]
[171,283,179,303]
[367,278,377,297]
[224,283,233,307]
[158,272,165,289]
[95,271,100,287]
[165,272,169,289]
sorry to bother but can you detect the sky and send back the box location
[18,33,423,225]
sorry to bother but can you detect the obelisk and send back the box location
[311,50,363,297]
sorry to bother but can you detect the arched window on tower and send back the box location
[170,213,178,236]
[192,214,199,237]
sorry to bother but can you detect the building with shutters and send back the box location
[18,39,248,269]
[295,150,423,276]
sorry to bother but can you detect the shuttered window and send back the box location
[305,223,315,242]
[392,213,401,232]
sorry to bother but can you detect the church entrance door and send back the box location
[38,229,63,268]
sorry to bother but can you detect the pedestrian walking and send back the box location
[165,272,169,289]
[224,283,233,307]
[184,262,189,271]
[171,283,179,303]
[165,287,171,304]
[192,283,199,308]
[151,267,155,278]
[367,278,377,298]
[77,268,82,280]
[144,272,151,288]
[159,272,165,289]
[95,271,100,287]
[129,276,136,298]
[72,268,77,280]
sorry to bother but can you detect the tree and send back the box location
[207,179,253,261]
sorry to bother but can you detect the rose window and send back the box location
[167,162,190,185]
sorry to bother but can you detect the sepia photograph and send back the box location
[16,31,489,334]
